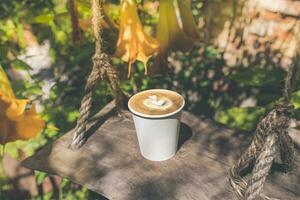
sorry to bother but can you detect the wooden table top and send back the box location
[22,102,300,200]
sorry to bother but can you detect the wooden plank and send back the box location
[22,105,300,200]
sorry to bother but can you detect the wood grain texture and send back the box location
[22,103,300,200]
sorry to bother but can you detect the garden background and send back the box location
[0,0,300,199]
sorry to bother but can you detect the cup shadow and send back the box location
[177,122,193,150]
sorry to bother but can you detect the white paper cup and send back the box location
[128,89,185,161]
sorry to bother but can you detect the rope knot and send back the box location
[229,97,296,199]
[93,53,111,79]
[274,100,293,114]
[271,101,293,131]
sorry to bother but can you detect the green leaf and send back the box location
[291,90,300,109]
[33,14,54,24]
[134,0,142,4]
[77,0,91,9]
[27,84,43,96]
[229,68,285,87]
[35,171,48,185]
[67,110,79,123]
[215,107,266,131]
[11,59,32,70]
[205,46,220,58]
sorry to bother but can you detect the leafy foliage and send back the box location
[215,107,266,131]
[229,68,285,87]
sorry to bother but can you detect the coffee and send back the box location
[129,89,184,116]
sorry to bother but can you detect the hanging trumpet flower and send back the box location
[151,0,197,74]
[115,0,159,76]
[177,0,199,39]
[0,67,45,145]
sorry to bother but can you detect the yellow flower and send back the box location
[115,0,159,77]
[151,0,196,74]
[0,67,45,145]
[177,0,199,39]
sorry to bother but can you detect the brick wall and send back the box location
[214,0,300,68]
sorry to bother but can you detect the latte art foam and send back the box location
[143,95,172,110]
[129,89,184,116]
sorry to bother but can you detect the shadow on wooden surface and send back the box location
[178,123,193,150]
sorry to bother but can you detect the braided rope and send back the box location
[71,62,101,148]
[229,100,294,199]
[70,0,124,149]
[279,131,295,171]
[229,139,261,198]
[245,134,278,200]
[91,0,124,110]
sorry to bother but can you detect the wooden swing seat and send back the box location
[22,101,300,200]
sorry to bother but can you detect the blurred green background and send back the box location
[0,0,299,199]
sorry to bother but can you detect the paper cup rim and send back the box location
[128,89,185,118]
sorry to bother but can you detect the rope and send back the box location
[229,101,294,199]
[91,0,123,111]
[229,55,298,200]
[278,130,295,171]
[245,134,278,200]
[229,139,260,198]
[229,101,292,199]
[70,0,124,149]
[284,53,298,102]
